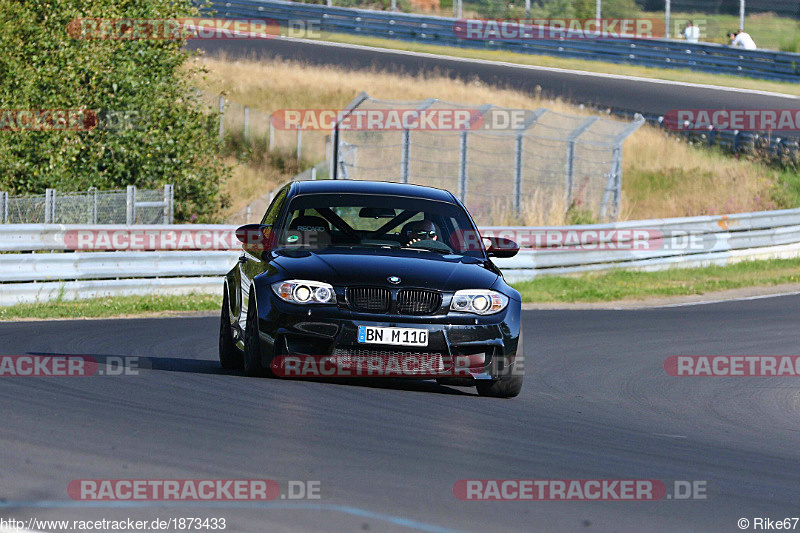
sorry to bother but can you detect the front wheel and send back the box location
[243,293,274,378]
[219,289,243,370]
[476,332,524,398]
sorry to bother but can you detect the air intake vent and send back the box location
[347,287,391,313]
[397,289,442,315]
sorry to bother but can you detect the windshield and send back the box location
[278,192,484,257]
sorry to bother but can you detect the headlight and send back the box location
[272,280,336,304]
[450,289,508,315]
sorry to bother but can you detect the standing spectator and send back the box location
[729,29,757,50]
[683,21,700,43]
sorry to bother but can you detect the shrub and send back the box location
[0,0,229,222]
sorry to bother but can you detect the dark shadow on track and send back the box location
[26,352,476,395]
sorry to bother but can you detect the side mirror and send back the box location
[236,224,274,254]
[484,236,519,258]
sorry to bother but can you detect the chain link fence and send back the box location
[331,93,643,225]
[197,91,329,163]
[0,185,174,224]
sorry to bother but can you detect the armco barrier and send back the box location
[2,206,800,304]
[204,0,800,82]
[0,277,225,307]
[0,224,234,252]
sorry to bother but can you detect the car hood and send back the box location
[271,248,498,291]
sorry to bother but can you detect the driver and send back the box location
[401,220,440,247]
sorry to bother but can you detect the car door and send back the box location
[238,187,288,331]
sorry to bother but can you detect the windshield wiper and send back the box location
[401,246,451,254]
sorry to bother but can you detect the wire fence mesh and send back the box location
[332,94,643,225]
[199,91,329,163]
[0,186,173,224]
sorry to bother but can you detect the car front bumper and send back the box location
[255,290,522,381]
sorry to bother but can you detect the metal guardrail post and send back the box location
[126,185,136,225]
[401,98,437,185]
[513,109,547,218]
[0,191,7,224]
[514,136,523,214]
[218,96,225,140]
[565,117,598,210]
[331,92,370,180]
[244,106,250,142]
[665,0,671,39]
[90,187,97,224]
[45,188,55,224]
[739,0,745,31]
[608,113,645,219]
[401,130,410,184]
[612,146,622,221]
[599,147,621,222]
[458,131,468,202]
[162,184,174,225]
[456,104,493,204]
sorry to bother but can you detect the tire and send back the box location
[219,288,243,370]
[243,292,274,378]
[476,332,524,399]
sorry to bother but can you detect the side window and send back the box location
[260,187,287,226]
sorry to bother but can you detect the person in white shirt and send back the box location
[683,21,700,43]
[729,29,757,50]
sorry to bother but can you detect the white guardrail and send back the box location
[1,207,800,305]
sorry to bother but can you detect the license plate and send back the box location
[357,325,428,347]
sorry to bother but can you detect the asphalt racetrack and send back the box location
[188,37,799,116]
[2,294,800,532]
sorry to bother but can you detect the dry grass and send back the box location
[621,128,774,219]
[191,55,777,224]
[222,156,288,224]
[191,53,588,113]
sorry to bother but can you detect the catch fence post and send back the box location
[45,188,55,224]
[90,186,97,224]
[126,185,136,225]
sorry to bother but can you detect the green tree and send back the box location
[0,0,228,222]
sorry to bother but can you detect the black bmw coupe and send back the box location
[219,180,524,398]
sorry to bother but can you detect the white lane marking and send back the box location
[269,36,799,100]
[0,528,45,533]
[653,290,800,308]
[653,433,688,438]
